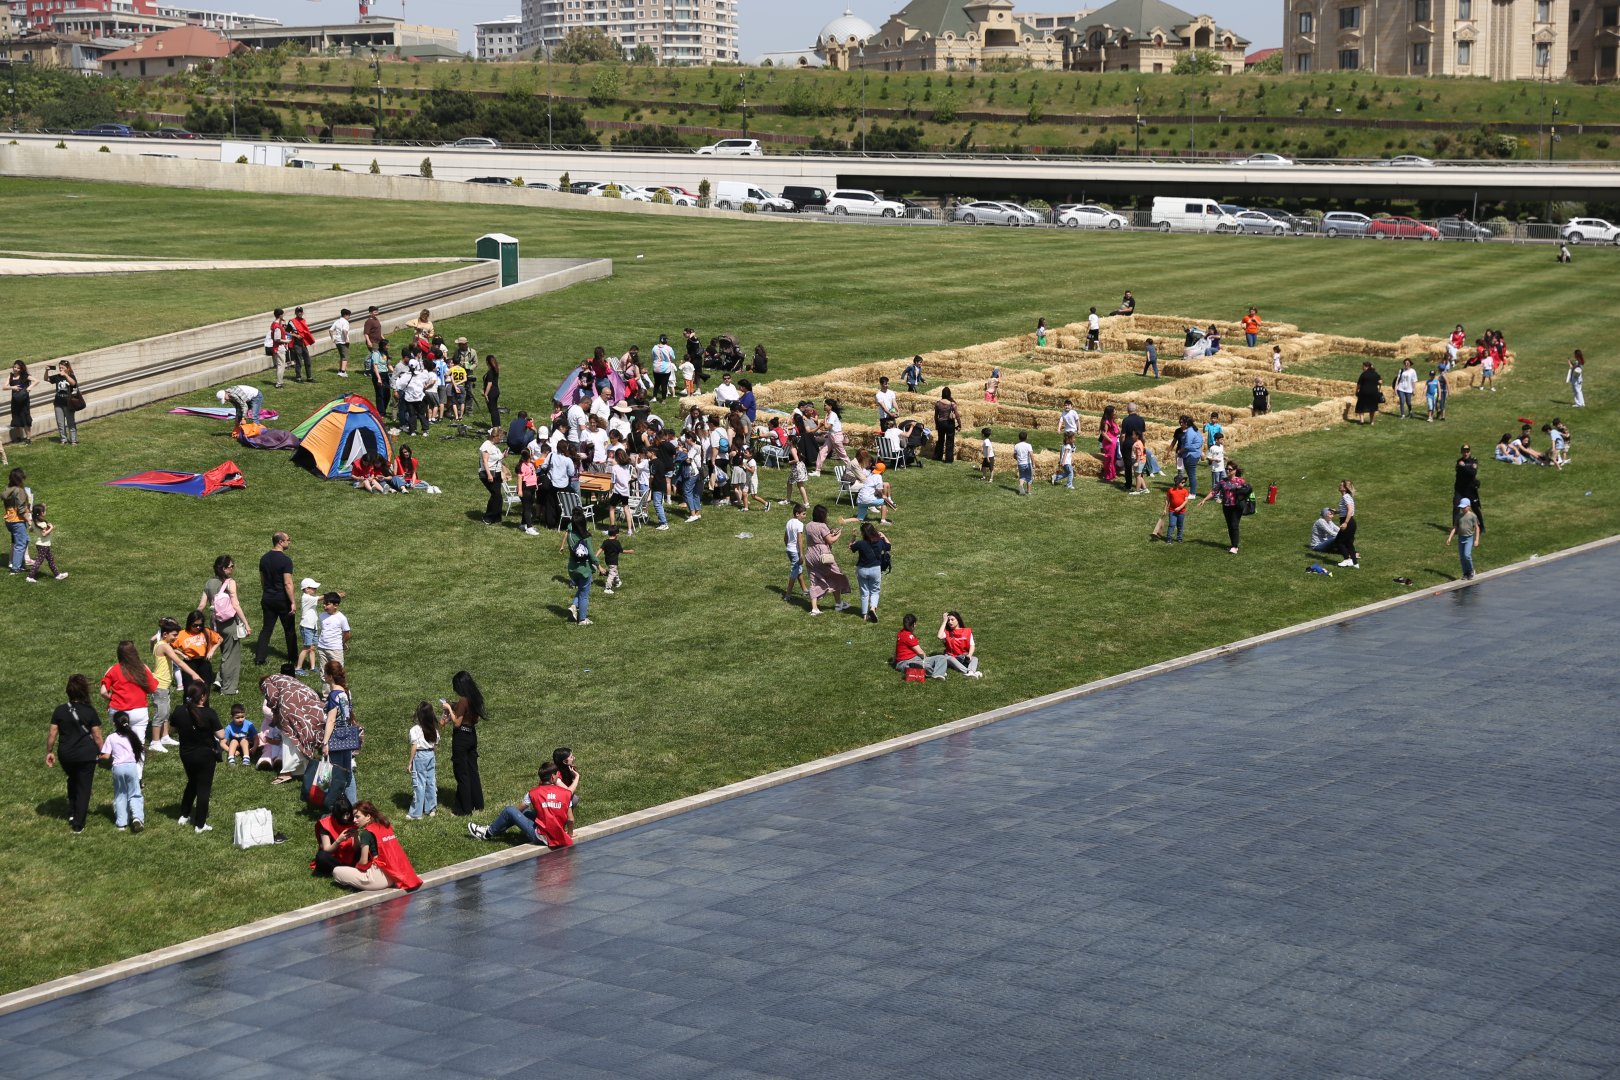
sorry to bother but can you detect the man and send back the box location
[873,376,899,433]
[217,384,264,425]
[1141,337,1159,378]
[1086,307,1101,352]
[361,304,383,354]
[1121,403,1148,480]
[330,307,352,379]
[651,334,676,401]
[467,762,576,847]
[715,373,741,407]
[505,411,536,455]
[399,360,427,436]
[1110,290,1136,317]
[565,399,588,444]
[254,532,297,667]
[266,308,290,389]
[903,355,925,393]
[289,306,316,383]
[1445,497,1482,581]
[1309,507,1341,552]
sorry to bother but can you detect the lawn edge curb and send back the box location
[5,530,1615,1016]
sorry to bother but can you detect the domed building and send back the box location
[815,9,878,70]
[816,0,1066,72]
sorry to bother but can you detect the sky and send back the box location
[225,0,1278,60]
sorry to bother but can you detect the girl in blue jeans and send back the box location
[4,468,30,573]
[405,701,438,819]
[565,511,604,625]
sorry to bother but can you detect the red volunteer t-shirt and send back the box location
[894,630,923,665]
[527,783,575,848]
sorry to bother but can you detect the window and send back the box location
[1413,42,1429,65]
[1296,52,1313,70]
[1338,47,1361,67]
[1415,0,1430,18]
[1339,5,1362,26]
[1603,43,1618,68]
[1298,10,1314,31]
[1458,0,1471,16]
[1536,41,1551,66]
[1536,0,1550,18]
[1570,5,1580,20]
[1457,40,1472,62]
[1605,4,1618,24]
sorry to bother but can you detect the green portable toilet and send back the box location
[476,233,519,288]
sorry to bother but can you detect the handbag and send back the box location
[67,388,87,412]
[308,759,333,807]
[233,807,276,850]
[327,719,362,753]
[904,666,927,682]
[230,618,250,640]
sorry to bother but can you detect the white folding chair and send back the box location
[501,481,523,518]
[834,465,855,505]
[555,490,584,529]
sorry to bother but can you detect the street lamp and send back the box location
[2,59,21,132]
[544,38,553,149]
[859,42,868,155]
[369,50,384,143]
[737,75,748,140]
[1133,86,1142,157]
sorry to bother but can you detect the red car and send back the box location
[1368,215,1440,240]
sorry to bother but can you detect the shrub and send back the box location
[650,187,674,204]
[236,154,249,163]
[512,176,525,187]
[419,156,433,178]
[602,182,622,198]
[369,158,381,174]
[98,145,110,153]
[330,163,343,171]
[742,201,758,213]
[56,140,67,149]
[559,171,571,190]
[697,177,711,207]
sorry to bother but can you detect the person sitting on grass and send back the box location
[1494,433,1523,464]
[938,612,982,679]
[466,762,577,849]
[1510,429,1549,466]
[333,801,421,893]
[221,702,258,765]
[893,613,948,679]
[1309,507,1342,552]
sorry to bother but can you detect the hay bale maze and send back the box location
[699,316,1483,481]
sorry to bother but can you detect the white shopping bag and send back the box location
[234,807,275,850]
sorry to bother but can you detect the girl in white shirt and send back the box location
[608,450,636,534]
[404,702,438,820]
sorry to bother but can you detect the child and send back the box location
[1013,431,1034,496]
[679,355,696,397]
[980,428,996,482]
[1480,347,1496,392]
[25,503,65,582]
[257,715,283,771]
[729,448,749,510]
[1204,412,1223,449]
[405,701,439,819]
[1132,436,1149,493]
[1036,317,1048,348]
[601,526,632,594]
[1054,433,1075,490]
[1425,369,1440,422]
[1251,379,1270,417]
[1087,307,1101,351]
[1271,345,1283,373]
[1206,433,1227,489]
[786,439,810,508]
[447,359,468,421]
[1436,366,1450,421]
[741,446,770,511]
[222,703,258,765]
[318,591,351,669]
[984,369,1000,403]
[296,578,321,676]
[1162,472,1190,543]
[1543,423,1569,468]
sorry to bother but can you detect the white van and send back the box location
[714,181,793,212]
[1150,197,1237,234]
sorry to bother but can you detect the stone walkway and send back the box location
[2,548,1617,1080]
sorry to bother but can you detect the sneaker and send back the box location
[834,601,851,612]
[1337,558,1356,567]
[523,527,540,536]
[24,576,35,583]
[178,816,190,825]
[194,824,213,834]
[340,371,349,378]
[603,588,615,595]
[55,572,68,580]
[685,515,701,523]
[808,609,823,616]
[294,668,308,677]
[467,822,488,840]
[567,602,578,621]
[148,742,169,753]
[577,618,593,626]
[655,524,669,531]
[117,825,127,831]
[130,820,144,834]
[162,735,179,747]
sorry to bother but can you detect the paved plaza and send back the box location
[3,548,1617,1080]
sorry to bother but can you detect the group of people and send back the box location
[7,359,84,449]
[1495,418,1573,468]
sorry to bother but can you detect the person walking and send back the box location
[1241,307,1261,348]
[478,427,506,526]
[172,683,225,834]
[330,307,352,379]
[100,709,144,833]
[442,671,485,817]
[850,522,890,624]
[8,361,34,446]
[45,361,81,445]
[932,388,960,463]
[254,532,297,667]
[46,674,104,835]
[1568,349,1585,408]
[804,505,851,616]
[1199,464,1253,555]
[1177,418,1204,497]
[199,554,250,695]
[1330,480,1360,568]
[1393,359,1418,419]
[1453,444,1483,531]
[1141,338,1159,378]
[1354,362,1382,425]
[1445,498,1482,581]
[564,510,604,625]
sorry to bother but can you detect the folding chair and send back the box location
[834,465,856,506]
[555,490,585,529]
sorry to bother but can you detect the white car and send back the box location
[1379,154,1435,167]
[697,138,762,156]
[1058,204,1126,230]
[583,182,652,202]
[1232,209,1299,235]
[996,202,1043,225]
[441,136,500,149]
[1228,153,1295,167]
[825,188,906,217]
[1560,218,1620,245]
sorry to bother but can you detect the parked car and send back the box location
[1559,217,1620,245]
[149,127,198,139]
[825,188,906,217]
[583,182,653,202]
[72,123,134,137]
[1434,217,1492,241]
[714,181,793,212]
[568,180,603,195]
[697,138,762,156]
[995,202,1042,225]
[466,176,513,185]
[1378,154,1436,167]
[1368,215,1440,240]
[951,201,1033,226]
[1057,204,1126,230]
[1228,153,1294,167]
[1232,209,1299,235]
[1320,211,1373,238]
[778,185,829,212]
[900,198,935,220]
[648,184,700,206]
[1150,196,1238,234]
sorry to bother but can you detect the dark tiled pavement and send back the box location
[6,549,1620,1080]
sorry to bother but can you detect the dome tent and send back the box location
[292,395,392,479]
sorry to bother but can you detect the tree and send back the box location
[1248,51,1283,75]
[612,125,689,149]
[1171,50,1221,75]
[631,44,658,65]
[556,27,622,64]
[589,65,622,107]
[931,89,960,124]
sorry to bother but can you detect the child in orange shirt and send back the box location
[1161,473,1190,543]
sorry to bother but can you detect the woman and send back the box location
[405,308,434,342]
[333,801,422,892]
[850,522,890,624]
[198,554,251,695]
[175,610,222,695]
[171,682,225,834]
[819,399,850,471]
[938,612,982,678]
[4,468,29,574]
[46,673,104,834]
[262,669,324,789]
[1330,479,1360,568]
[46,361,81,446]
[565,510,603,625]
[478,426,506,526]
[7,361,33,446]
[1568,349,1585,408]
[1454,445,1483,530]
[405,701,438,821]
[1495,433,1523,464]
[1354,362,1382,425]
[100,640,158,747]
[482,355,501,429]
[932,388,960,463]
[100,710,143,833]
[320,660,361,807]
[1098,405,1121,484]
[442,671,485,817]
[311,796,357,877]
[893,613,948,678]
[751,344,769,374]
[1199,464,1252,555]
[804,505,851,616]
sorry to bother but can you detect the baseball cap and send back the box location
[300,577,321,590]
[1458,498,1471,509]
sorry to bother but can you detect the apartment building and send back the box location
[475,14,521,58]
[1285,0,1573,79]
[519,0,739,64]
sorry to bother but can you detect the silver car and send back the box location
[1232,209,1299,235]
[951,201,1035,226]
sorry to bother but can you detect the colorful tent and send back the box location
[170,406,280,421]
[234,420,300,450]
[106,460,246,497]
[292,395,392,479]
[553,365,629,406]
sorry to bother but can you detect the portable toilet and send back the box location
[476,233,519,288]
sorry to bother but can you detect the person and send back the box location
[564,510,604,626]
[4,468,29,574]
[817,398,851,472]
[443,671,485,817]
[482,355,502,429]
[405,308,434,342]
[466,762,577,849]
[1392,359,1418,419]
[650,334,675,400]
[938,612,982,678]
[979,428,997,483]
[265,309,290,389]
[1121,401,1148,473]
[517,443,543,536]
[172,682,225,834]
[1495,433,1523,464]
[45,361,81,445]
[334,802,422,892]
[24,503,64,582]
[904,355,925,394]
[296,577,322,676]
[850,522,890,624]
[1141,337,1159,378]
[1271,345,1284,373]
[1098,410,1119,485]
[1423,369,1440,422]
[1157,472,1190,543]
[783,502,809,604]
[932,388,959,463]
[1013,431,1034,496]
[893,613,948,678]
[320,660,360,806]
[1110,290,1136,317]
[1036,317,1048,348]
[200,555,250,695]
[100,640,159,748]
[254,532,297,667]
[679,352,696,397]
[1354,362,1382,425]
[1204,324,1222,355]
[1445,498,1482,581]
[1511,428,1550,466]
[262,667,323,789]
[1086,307,1101,351]
[311,797,357,877]
[1054,434,1076,490]
[1297,506,1340,554]
[1206,433,1227,490]
[257,713,283,772]
[222,702,258,765]
[853,462,892,523]
[1480,341,1497,393]
[405,701,439,820]
[1454,444,1483,530]
[1330,480,1360,568]
[329,307,352,379]
[1251,379,1270,417]
[1241,307,1261,348]
[8,360,34,445]
[1568,349,1585,408]
[804,505,850,616]
[100,710,144,833]
[1130,435,1149,494]
[288,306,316,383]
[1200,464,1253,555]
[715,372,741,408]
[367,337,393,419]
[1178,418,1204,497]
[47,673,104,834]
[1543,423,1570,468]
[875,377,899,432]
[984,368,1000,403]
[173,610,221,695]
[317,591,351,670]
[477,427,506,526]
[601,525,632,594]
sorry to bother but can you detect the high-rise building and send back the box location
[15,0,278,33]
[519,0,739,65]
[1285,0,1571,80]
[476,14,521,58]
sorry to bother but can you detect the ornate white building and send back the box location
[1285,0,1571,79]
[816,0,1066,71]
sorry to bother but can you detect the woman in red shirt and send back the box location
[334,801,422,892]
[100,640,159,745]
[937,612,982,678]
[894,613,947,679]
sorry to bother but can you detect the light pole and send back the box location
[1133,85,1142,157]
[222,29,237,137]
[369,50,384,143]
[737,75,748,140]
[2,59,19,132]
[544,39,553,149]
[859,43,868,154]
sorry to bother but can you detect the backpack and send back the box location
[212,584,239,623]
[263,328,276,356]
[879,542,892,574]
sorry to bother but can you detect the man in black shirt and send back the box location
[254,532,297,666]
[1120,403,1148,489]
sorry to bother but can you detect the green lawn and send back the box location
[1288,353,1387,382]
[1204,387,1324,412]
[8,265,451,361]
[1071,372,1156,394]
[2,176,1615,994]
